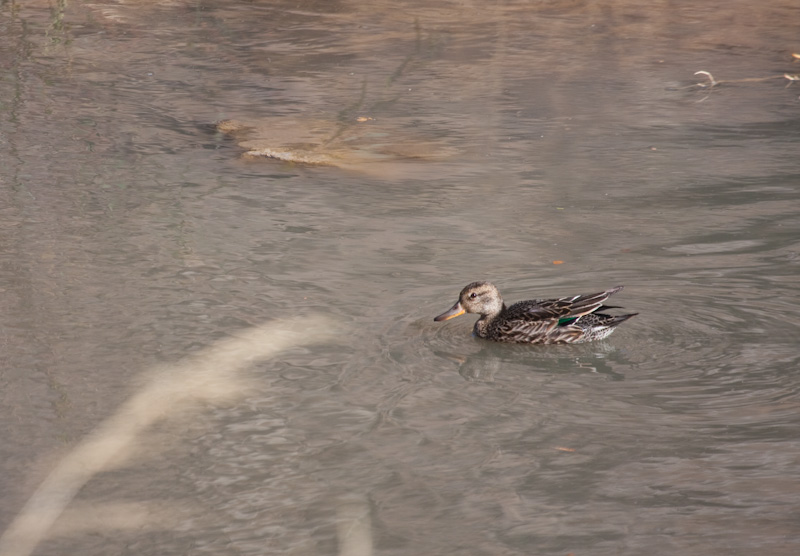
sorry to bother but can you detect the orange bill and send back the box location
[434,302,465,322]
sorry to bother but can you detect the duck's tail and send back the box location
[558,285,625,320]
[602,312,638,327]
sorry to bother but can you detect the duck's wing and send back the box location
[509,286,624,321]
[493,317,561,343]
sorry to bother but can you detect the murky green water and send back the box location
[1,1,799,555]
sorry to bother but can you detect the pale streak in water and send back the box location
[0,316,340,556]
[336,494,373,556]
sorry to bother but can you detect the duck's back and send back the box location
[481,296,635,344]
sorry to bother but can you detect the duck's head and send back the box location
[434,281,504,321]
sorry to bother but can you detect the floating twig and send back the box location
[687,67,799,100]
[694,70,717,88]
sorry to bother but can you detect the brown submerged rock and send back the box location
[216,117,457,169]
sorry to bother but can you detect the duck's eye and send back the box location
[469,292,478,299]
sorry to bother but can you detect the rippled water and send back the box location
[1,0,800,555]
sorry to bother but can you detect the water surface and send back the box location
[1,1,800,555]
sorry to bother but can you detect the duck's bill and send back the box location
[434,302,465,322]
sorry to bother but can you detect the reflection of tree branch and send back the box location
[326,78,369,146]
[325,21,427,148]
[330,19,428,142]
[388,19,422,86]
[0,317,338,556]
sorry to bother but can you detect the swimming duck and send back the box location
[434,282,636,344]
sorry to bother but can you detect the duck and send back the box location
[434,281,636,344]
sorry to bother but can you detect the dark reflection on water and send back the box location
[2,0,800,555]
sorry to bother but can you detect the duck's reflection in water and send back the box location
[432,341,626,383]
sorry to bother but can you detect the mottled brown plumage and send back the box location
[434,281,636,344]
